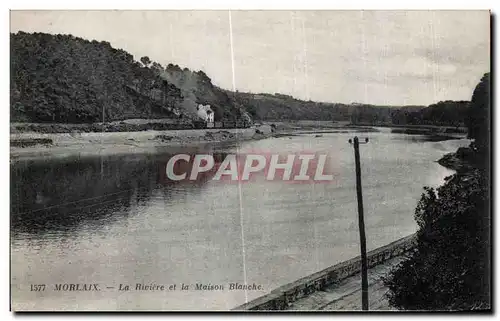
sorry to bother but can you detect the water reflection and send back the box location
[10,147,229,237]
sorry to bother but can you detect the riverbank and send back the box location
[10,119,463,163]
[10,119,195,134]
[384,144,490,310]
[437,146,476,172]
[353,123,467,134]
[10,126,272,162]
[10,121,380,162]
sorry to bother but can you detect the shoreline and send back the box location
[437,146,475,172]
[10,122,379,162]
[10,123,466,163]
[10,126,273,162]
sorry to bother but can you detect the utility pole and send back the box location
[348,136,369,311]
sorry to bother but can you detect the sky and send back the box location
[10,10,490,106]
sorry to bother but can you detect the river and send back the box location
[10,129,470,310]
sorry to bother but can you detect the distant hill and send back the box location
[10,32,470,126]
[10,31,250,123]
[227,90,427,124]
[390,100,470,127]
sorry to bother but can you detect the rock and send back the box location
[11,138,53,148]
[437,147,475,172]
[154,135,173,142]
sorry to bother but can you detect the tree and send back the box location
[140,56,151,67]
[151,61,164,73]
[467,72,490,153]
[383,73,491,310]
[384,172,490,310]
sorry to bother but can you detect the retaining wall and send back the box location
[234,233,417,311]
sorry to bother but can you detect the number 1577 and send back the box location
[30,284,46,291]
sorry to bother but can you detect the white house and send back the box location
[197,104,214,123]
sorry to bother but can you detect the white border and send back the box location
[2,1,497,10]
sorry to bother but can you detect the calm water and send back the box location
[10,130,469,310]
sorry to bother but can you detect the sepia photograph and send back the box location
[9,9,491,312]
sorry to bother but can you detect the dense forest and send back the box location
[390,100,470,127]
[10,32,187,123]
[10,32,472,127]
[228,90,407,123]
[230,90,469,127]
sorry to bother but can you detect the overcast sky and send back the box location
[10,10,490,105]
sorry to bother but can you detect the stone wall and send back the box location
[234,233,417,311]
